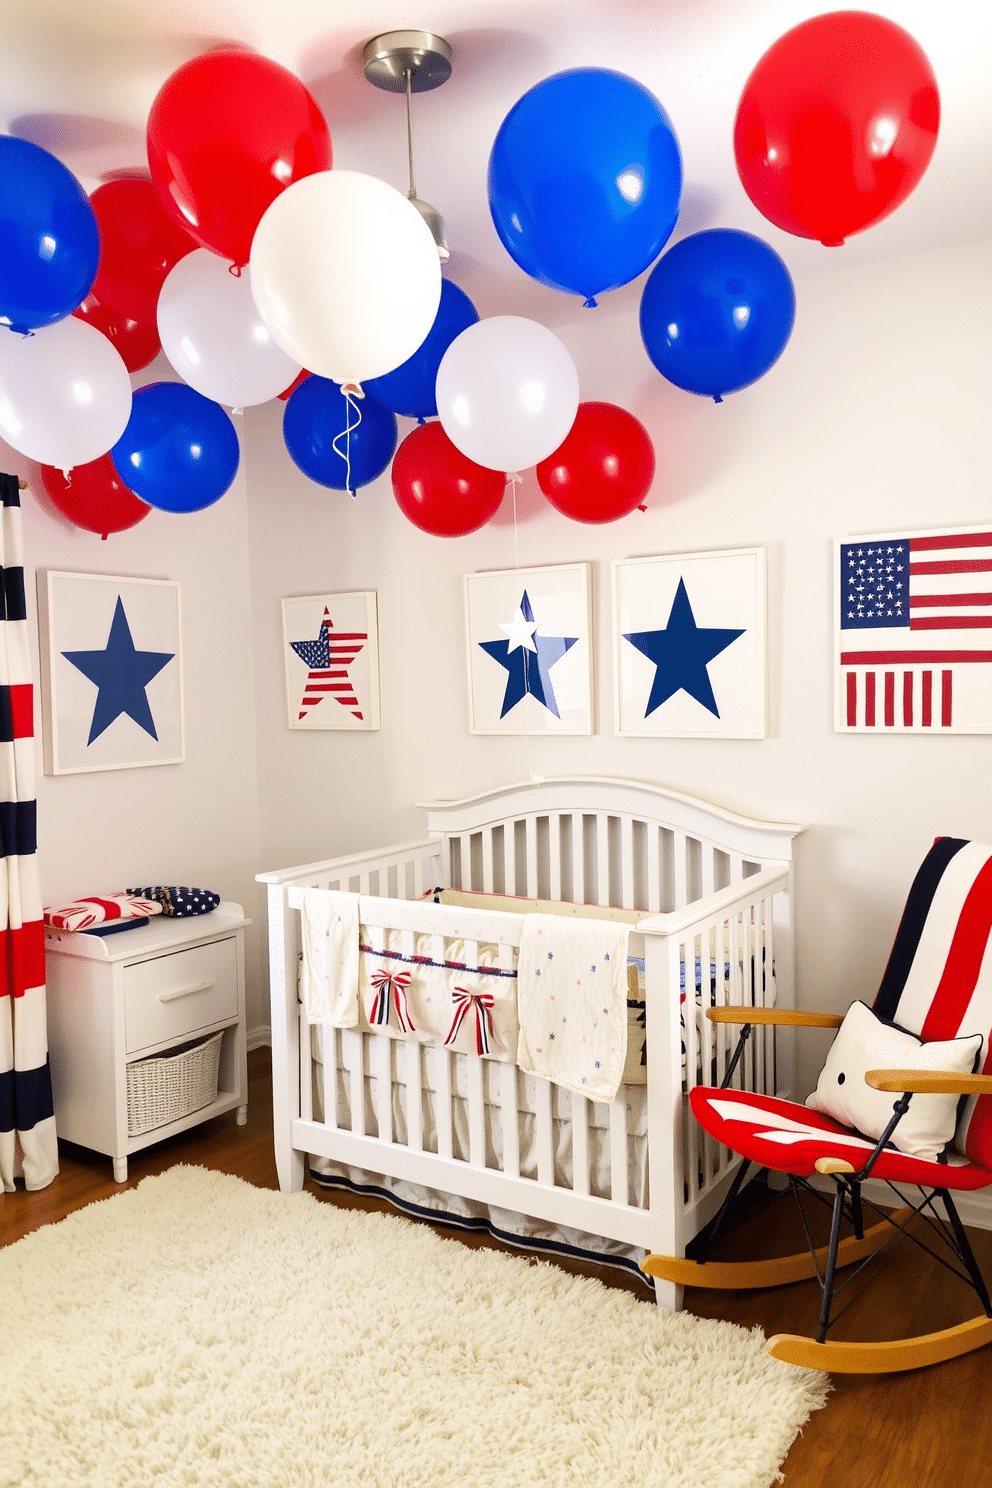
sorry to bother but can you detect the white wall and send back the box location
[244,234,992,1091]
[4,397,266,1040]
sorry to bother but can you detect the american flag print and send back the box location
[291,608,366,721]
[283,592,380,731]
[836,526,992,734]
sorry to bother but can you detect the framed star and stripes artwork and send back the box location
[281,591,380,731]
[612,548,766,739]
[463,564,593,735]
[835,523,992,734]
[38,570,184,775]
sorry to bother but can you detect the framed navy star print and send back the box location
[282,591,380,731]
[38,571,184,774]
[464,564,592,735]
[613,548,766,738]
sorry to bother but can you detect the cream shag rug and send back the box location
[2,1167,827,1488]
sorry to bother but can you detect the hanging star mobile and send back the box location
[479,589,577,718]
[624,577,744,717]
[289,606,367,722]
[62,596,175,745]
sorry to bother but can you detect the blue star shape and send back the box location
[62,596,175,745]
[290,620,330,670]
[624,577,744,718]
[479,590,577,719]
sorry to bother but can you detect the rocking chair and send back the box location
[643,836,992,1373]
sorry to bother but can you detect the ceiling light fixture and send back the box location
[363,29,452,262]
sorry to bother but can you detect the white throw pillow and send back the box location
[805,1000,983,1161]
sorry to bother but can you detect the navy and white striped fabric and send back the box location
[874,837,992,1170]
[0,473,57,1192]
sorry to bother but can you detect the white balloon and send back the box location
[435,316,580,472]
[249,170,442,387]
[0,318,132,471]
[158,249,301,408]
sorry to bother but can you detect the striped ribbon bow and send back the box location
[444,986,495,1055]
[368,968,415,1032]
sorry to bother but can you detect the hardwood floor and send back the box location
[3,1045,990,1486]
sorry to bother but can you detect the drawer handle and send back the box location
[157,979,216,1004]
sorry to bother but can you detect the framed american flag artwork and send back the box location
[464,563,593,735]
[835,523,992,734]
[612,547,766,739]
[282,591,380,731]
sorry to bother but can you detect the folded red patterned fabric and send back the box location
[44,894,163,933]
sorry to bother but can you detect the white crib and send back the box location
[258,776,803,1307]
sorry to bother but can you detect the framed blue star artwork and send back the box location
[37,571,184,774]
[463,564,593,735]
[612,549,766,738]
[281,592,380,731]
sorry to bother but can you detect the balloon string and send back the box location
[333,389,364,498]
[507,472,544,787]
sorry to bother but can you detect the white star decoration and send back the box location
[499,604,539,653]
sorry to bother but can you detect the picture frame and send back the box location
[834,522,992,734]
[613,547,766,739]
[463,563,593,735]
[282,591,380,731]
[38,570,184,775]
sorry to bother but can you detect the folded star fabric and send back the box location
[44,894,163,933]
[125,887,221,917]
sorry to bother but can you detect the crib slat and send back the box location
[405,1041,422,1151]
[548,813,562,901]
[620,817,635,908]
[372,1033,392,1143]
[647,824,661,913]
[500,1063,520,1178]
[596,814,610,906]
[534,1076,554,1186]
[467,1055,486,1167]
[674,832,688,907]
[571,1092,589,1195]
[574,815,587,905]
[482,828,495,894]
[433,1045,453,1160]
[701,847,715,900]
[525,816,538,898]
[345,1029,365,1136]
[609,1097,628,1205]
[321,1026,336,1130]
[299,1007,312,1121]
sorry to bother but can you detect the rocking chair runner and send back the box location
[643,836,992,1374]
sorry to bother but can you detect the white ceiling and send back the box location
[1,0,989,323]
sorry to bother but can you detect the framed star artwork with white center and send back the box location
[38,571,184,775]
[463,564,593,735]
[282,591,380,731]
[612,548,766,738]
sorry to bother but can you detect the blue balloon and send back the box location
[364,279,479,421]
[283,377,397,492]
[488,68,682,305]
[639,229,796,401]
[110,382,240,512]
[0,137,99,333]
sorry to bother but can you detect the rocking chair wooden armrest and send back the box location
[864,1068,992,1096]
[705,1006,844,1028]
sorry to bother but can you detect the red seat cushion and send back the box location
[690,1086,992,1191]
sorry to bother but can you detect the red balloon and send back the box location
[734,12,940,246]
[40,454,152,539]
[147,49,332,266]
[536,402,654,523]
[392,422,506,536]
[90,178,197,324]
[278,368,312,401]
[72,294,161,373]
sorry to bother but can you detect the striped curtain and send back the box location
[0,472,57,1192]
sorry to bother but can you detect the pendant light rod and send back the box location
[405,68,417,200]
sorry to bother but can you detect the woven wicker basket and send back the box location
[126,1030,224,1137]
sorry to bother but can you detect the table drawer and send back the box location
[124,938,238,1054]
